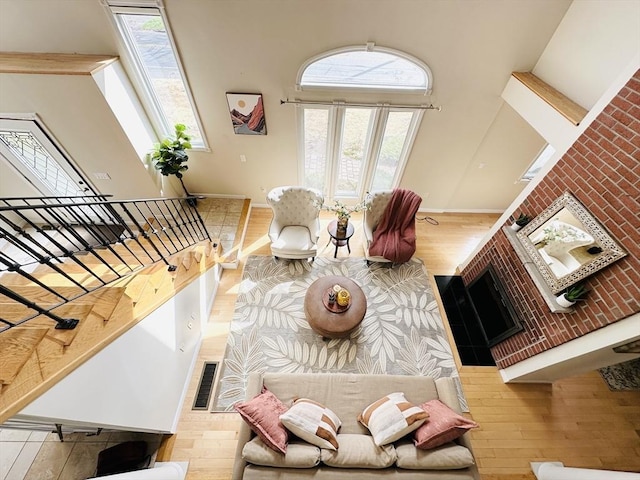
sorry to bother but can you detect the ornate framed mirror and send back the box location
[517,192,627,293]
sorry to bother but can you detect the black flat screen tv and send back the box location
[466,264,523,347]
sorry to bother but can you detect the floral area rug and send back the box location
[211,255,467,412]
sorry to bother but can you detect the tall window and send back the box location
[298,46,429,200]
[106,1,206,147]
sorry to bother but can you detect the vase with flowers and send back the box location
[320,199,369,234]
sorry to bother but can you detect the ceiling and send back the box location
[0,0,576,210]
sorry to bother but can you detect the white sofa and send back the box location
[232,373,480,480]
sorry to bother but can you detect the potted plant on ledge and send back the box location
[510,213,531,231]
[556,283,588,308]
[151,123,197,206]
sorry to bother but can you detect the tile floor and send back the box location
[195,197,246,255]
[0,428,161,480]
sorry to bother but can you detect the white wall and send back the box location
[532,0,640,110]
[0,0,574,211]
[501,0,640,153]
[500,313,640,383]
[0,74,166,201]
[15,265,220,433]
[446,103,545,211]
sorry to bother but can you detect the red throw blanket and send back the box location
[368,189,422,263]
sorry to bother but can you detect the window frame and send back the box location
[0,115,97,196]
[297,44,433,95]
[520,143,556,182]
[104,1,209,150]
[297,104,423,201]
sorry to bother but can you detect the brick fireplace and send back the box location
[461,69,640,369]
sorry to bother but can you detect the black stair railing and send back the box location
[0,195,210,330]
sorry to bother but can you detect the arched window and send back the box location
[298,45,432,94]
[296,44,432,199]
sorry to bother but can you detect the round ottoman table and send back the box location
[304,275,367,339]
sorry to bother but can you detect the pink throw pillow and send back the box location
[413,399,478,449]
[234,387,289,454]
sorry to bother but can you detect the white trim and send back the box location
[295,103,306,186]
[0,116,99,196]
[518,143,556,183]
[391,108,424,187]
[103,0,163,7]
[103,1,209,149]
[188,193,247,199]
[298,104,423,202]
[297,44,433,95]
[499,312,640,384]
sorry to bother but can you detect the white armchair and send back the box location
[363,190,394,264]
[266,186,324,260]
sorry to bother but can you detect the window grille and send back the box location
[298,44,432,94]
[297,44,430,199]
[0,130,85,197]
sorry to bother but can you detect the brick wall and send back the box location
[461,69,640,369]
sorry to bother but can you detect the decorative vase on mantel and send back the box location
[336,215,349,236]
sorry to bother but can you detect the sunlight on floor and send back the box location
[241,235,269,256]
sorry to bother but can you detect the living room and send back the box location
[0,0,639,479]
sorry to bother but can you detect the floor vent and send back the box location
[192,361,218,410]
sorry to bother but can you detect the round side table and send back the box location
[304,275,366,339]
[327,220,355,258]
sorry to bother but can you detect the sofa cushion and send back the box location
[320,434,396,468]
[234,387,289,454]
[358,392,429,446]
[242,437,320,468]
[414,399,478,449]
[260,373,440,435]
[395,439,475,470]
[280,398,341,450]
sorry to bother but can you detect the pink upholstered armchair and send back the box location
[266,186,324,260]
[363,189,422,265]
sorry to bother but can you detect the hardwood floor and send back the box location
[167,209,640,480]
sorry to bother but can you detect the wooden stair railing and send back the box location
[0,239,219,423]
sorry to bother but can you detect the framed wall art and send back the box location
[226,93,267,135]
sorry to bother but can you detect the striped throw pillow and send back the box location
[358,392,429,446]
[280,398,342,450]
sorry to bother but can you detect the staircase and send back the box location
[0,196,219,423]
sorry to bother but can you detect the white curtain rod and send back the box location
[280,99,442,111]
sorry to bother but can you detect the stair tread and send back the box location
[0,327,48,385]
[26,303,92,346]
[0,238,217,421]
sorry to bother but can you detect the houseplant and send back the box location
[321,199,369,232]
[556,283,588,307]
[510,213,531,231]
[151,123,196,205]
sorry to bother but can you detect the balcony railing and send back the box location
[0,195,210,330]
